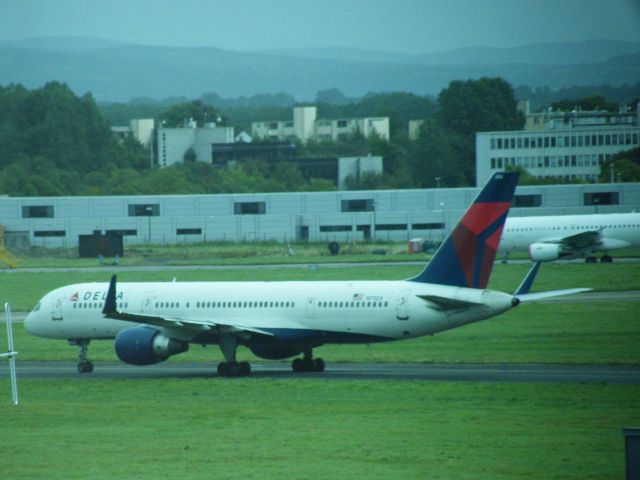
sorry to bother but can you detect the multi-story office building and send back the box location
[476,103,640,186]
[252,106,390,142]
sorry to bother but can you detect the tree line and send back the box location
[1,79,637,197]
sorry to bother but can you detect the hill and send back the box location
[1,37,639,101]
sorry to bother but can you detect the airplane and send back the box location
[500,212,640,263]
[24,172,590,376]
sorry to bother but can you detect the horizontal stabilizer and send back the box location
[416,294,483,310]
[515,288,591,302]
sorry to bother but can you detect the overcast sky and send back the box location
[1,0,639,54]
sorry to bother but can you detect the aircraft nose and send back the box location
[24,312,35,333]
[24,301,43,335]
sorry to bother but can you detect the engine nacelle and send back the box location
[115,326,188,365]
[249,342,302,360]
[528,243,569,262]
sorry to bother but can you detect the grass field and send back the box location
[8,240,640,269]
[8,241,422,268]
[1,380,638,479]
[1,259,640,478]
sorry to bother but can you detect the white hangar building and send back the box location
[1,183,639,249]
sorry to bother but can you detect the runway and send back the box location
[3,361,639,384]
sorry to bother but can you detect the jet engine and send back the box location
[528,243,570,262]
[115,326,188,365]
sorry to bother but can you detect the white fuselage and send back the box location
[499,212,640,254]
[25,280,517,344]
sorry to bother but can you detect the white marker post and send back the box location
[1,303,19,405]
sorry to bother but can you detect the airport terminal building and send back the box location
[1,182,639,249]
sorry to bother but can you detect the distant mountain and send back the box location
[257,46,416,64]
[0,36,125,52]
[258,40,640,66]
[1,37,639,102]
[414,40,640,65]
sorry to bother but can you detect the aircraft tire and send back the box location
[239,361,251,376]
[314,358,325,372]
[292,358,304,372]
[218,361,251,377]
[77,361,93,373]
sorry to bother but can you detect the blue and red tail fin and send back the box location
[410,172,519,288]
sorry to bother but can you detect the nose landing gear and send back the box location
[69,339,94,373]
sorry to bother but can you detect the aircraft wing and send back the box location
[541,230,601,249]
[101,275,275,337]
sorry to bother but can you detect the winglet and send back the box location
[102,275,117,315]
[514,262,542,296]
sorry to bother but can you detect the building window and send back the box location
[584,192,619,206]
[513,194,542,208]
[22,205,54,218]
[412,223,444,230]
[375,224,407,231]
[106,229,137,236]
[320,225,352,232]
[337,120,348,128]
[34,230,65,237]
[177,228,202,235]
[341,199,374,212]
[234,202,266,215]
[128,204,160,216]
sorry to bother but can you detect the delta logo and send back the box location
[70,291,124,301]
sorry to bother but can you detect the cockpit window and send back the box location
[32,302,41,312]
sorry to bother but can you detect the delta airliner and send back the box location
[24,172,589,376]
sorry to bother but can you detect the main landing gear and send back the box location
[585,255,613,263]
[291,348,325,373]
[217,361,251,377]
[217,334,251,377]
[69,339,94,373]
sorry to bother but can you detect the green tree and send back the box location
[438,77,524,136]
[411,120,468,187]
[157,100,223,127]
[600,148,640,183]
[551,95,618,112]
